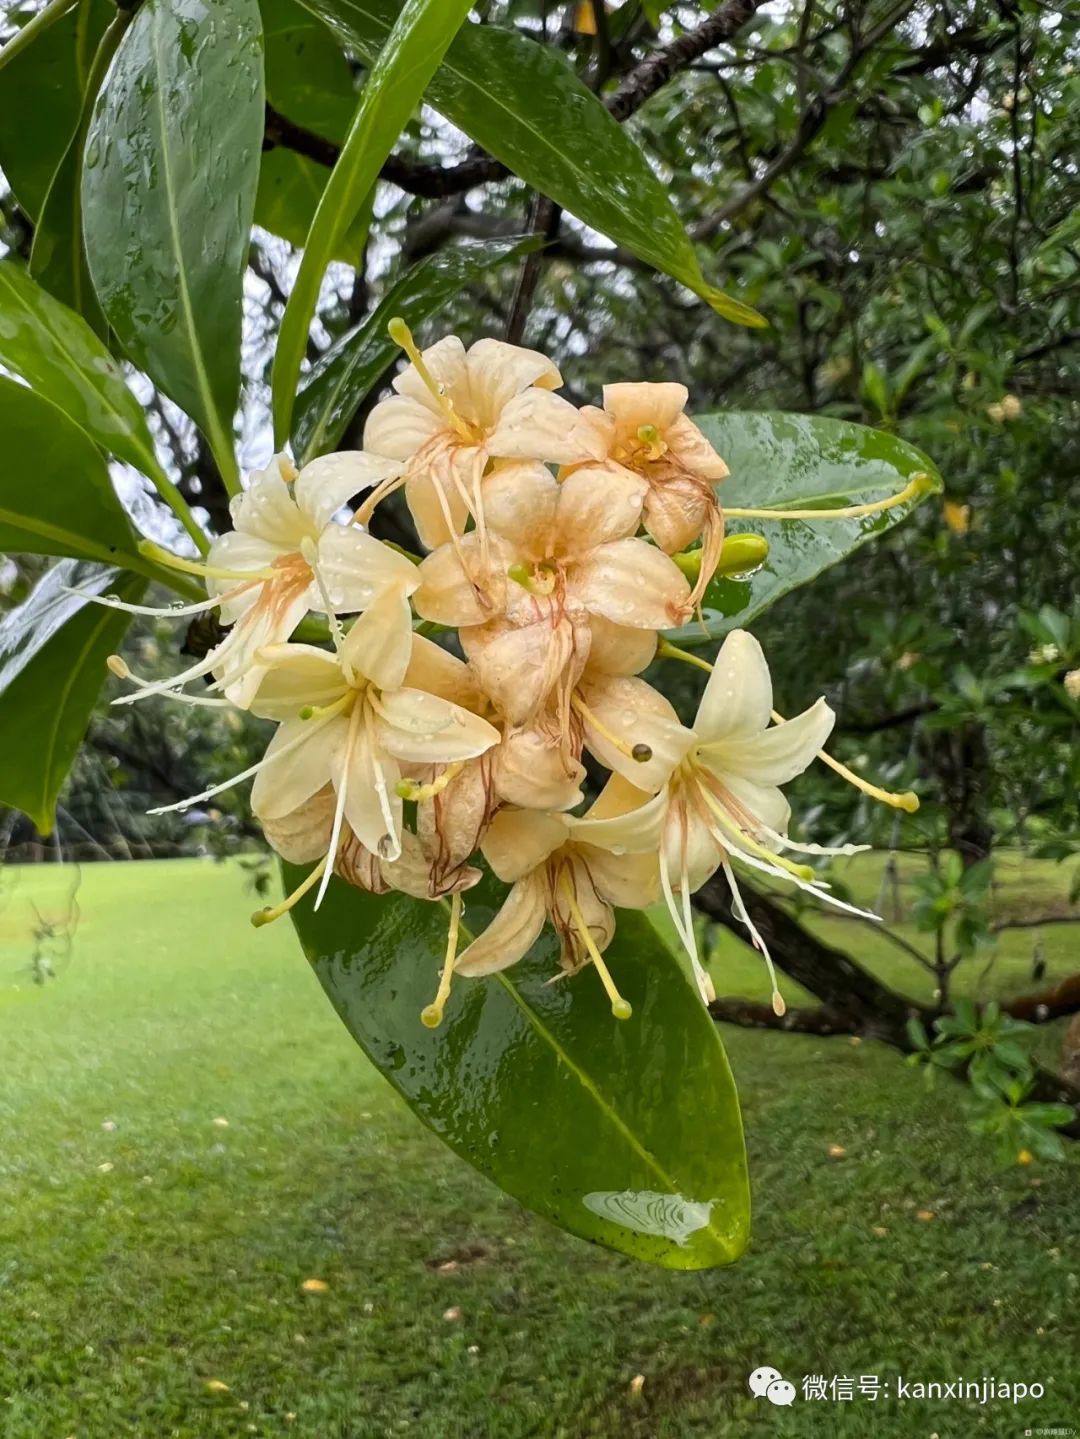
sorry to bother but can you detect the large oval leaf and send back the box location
[0,0,109,222]
[666,411,943,645]
[0,375,142,567]
[82,0,265,489]
[0,261,162,479]
[272,0,473,444]
[292,235,543,463]
[299,0,762,326]
[286,867,750,1270]
[0,560,143,833]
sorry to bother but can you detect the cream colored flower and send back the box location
[415,460,689,726]
[572,382,729,609]
[627,630,872,1006]
[1064,669,1080,700]
[358,326,585,551]
[454,777,663,1018]
[102,452,416,708]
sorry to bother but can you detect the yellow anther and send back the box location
[725,473,935,523]
[507,561,556,597]
[107,654,131,679]
[636,423,667,462]
[251,856,330,927]
[559,874,632,1021]
[421,891,462,1029]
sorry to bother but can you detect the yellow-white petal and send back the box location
[551,465,646,557]
[466,337,560,427]
[694,628,772,742]
[404,633,488,712]
[481,461,559,556]
[206,530,287,618]
[717,772,792,838]
[578,675,694,790]
[414,535,500,627]
[603,381,688,436]
[363,392,444,460]
[335,724,401,856]
[375,688,500,765]
[568,537,690,630]
[341,584,413,692]
[249,643,346,720]
[463,611,588,726]
[260,785,335,863]
[405,466,472,552]
[481,806,567,883]
[252,714,343,821]
[314,526,419,613]
[391,334,469,414]
[580,845,659,910]
[455,872,549,976]
[486,388,585,465]
[704,696,834,787]
[570,774,666,852]
[231,464,306,547]
[495,722,585,811]
[294,451,402,529]
[584,614,657,677]
[666,414,729,483]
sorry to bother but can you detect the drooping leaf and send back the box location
[665,411,943,645]
[0,261,164,481]
[293,235,544,463]
[0,560,143,833]
[300,0,763,326]
[82,0,265,488]
[256,0,363,255]
[0,374,142,568]
[286,867,750,1270]
[0,0,109,222]
[27,9,128,332]
[272,0,474,444]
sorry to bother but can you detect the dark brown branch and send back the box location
[1005,974,1080,1024]
[708,996,860,1034]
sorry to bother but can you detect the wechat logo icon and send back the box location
[748,1366,797,1407]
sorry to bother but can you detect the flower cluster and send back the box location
[102,326,920,1025]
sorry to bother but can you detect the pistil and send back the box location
[388,317,474,442]
[570,693,652,765]
[559,873,631,1020]
[421,890,463,1028]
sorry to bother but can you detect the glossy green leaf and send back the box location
[0,374,144,569]
[666,411,943,645]
[256,0,362,255]
[300,0,763,326]
[27,9,127,331]
[293,235,543,463]
[0,560,143,833]
[285,867,750,1270]
[272,0,473,444]
[0,261,164,480]
[0,0,109,222]
[83,0,265,489]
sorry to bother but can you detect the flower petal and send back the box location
[391,335,468,414]
[487,388,585,465]
[217,590,313,709]
[454,873,548,977]
[404,633,488,712]
[578,675,694,790]
[337,725,402,856]
[249,643,346,720]
[294,451,402,529]
[495,722,585,812]
[405,466,472,552]
[571,775,666,852]
[206,531,285,618]
[363,393,444,460]
[341,583,413,691]
[482,806,567,883]
[232,463,305,547]
[580,846,659,910]
[463,611,589,726]
[720,773,792,837]
[375,688,500,764]
[252,715,343,821]
[704,696,834,787]
[603,381,688,436]
[666,414,729,482]
[584,614,657,677]
[480,461,559,555]
[569,537,690,630]
[414,535,500,627]
[466,337,561,427]
[695,628,773,742]
[314,526,419,612]
[260,784,335,863]
[552,465,646,556]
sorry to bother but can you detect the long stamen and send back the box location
[396,762,464,803]
[722,858,785,1016]
[731,844,881,921]
[366,705,402,863]
[696,784,816,882]
[421,890,462,1029]
[299,538,344,654]
[354,471,407,527]
[314,706,360,911]
[388,317,471,440]
[724,472,933,522]
[138,539,279,583]
[75,585,253,620]
[251,855,330,927]
[770,709,919,812]
[571,693,653,766]
[558,873,631,1020]
[106,656,232,707]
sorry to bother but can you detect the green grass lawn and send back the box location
[1,855,1078,1437]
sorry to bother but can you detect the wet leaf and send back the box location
[305,0,762,325]
[82,0,265,487]
[0,560,142,832]
[292,235,543,463]
[0,261,164,480]
[286,867,750,1270]
[665,411,942,644]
